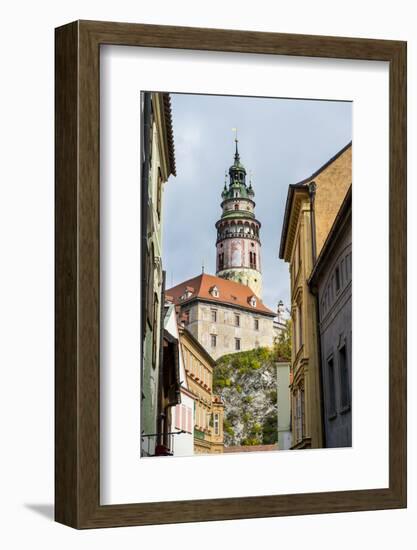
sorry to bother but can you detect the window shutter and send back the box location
[175,404,181,430]
[187,407,192,433]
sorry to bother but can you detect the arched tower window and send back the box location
[234,204,239,210]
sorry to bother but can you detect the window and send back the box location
[211,309,217,322]
[295,234,301,275]
[254,319,259,331]
[211,334,217,348]
[234,204,239,210]
[182,310,190,326]
[152,293,159,368]
[156,168,162,219]
[146,244,155,327]
[210,285,219,297]
[327,356,336,417]
[297,303,303,350]
[339,344,350,409]
[294,388,303,442]
[335,266,341,292]
[235,338,241,351]
[213,413,220,435]
[235,314,240,327]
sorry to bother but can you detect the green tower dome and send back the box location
[222,138,252,200]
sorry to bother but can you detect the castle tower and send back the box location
[215,138,262,297]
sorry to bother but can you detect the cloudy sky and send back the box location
[162,93,352,311]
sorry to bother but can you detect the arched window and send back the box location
[234,204,239,210]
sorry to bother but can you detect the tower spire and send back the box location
[215,133,262,298]
[232,128,240,163]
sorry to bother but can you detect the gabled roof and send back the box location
[279,141,352,259]
[166,273,275,317]
[178,325,216,368]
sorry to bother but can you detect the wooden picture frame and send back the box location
[55,20,407,528]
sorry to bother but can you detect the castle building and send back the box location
[166,139,276,360]
[167,273,275,360]
[279,142,352,449]
[215,138,263,297]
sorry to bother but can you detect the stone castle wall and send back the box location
[184,301,274,360]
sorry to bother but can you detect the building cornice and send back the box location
[280,187,309,262]
[179,296,276,318]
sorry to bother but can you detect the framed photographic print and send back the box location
[55,20,406,528]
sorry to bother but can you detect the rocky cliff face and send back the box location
[213,348,278,447]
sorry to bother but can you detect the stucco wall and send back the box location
[185,301,274,359]
[316,219,352,448]
[141,107,166,453]
[314,145,352,256]
[216,236,262,296]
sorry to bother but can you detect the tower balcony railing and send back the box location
[216,233,260,244]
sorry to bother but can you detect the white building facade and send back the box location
[164,304,195,457]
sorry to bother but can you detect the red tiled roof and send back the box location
[166,273,275,316]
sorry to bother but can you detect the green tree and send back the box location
[262,413,278,444]
[273,318,292,361]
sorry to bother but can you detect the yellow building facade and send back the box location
[179,326,225,454]
[279,143,352,449]
[179,327,224,454]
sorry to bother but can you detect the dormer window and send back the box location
[249,295,257,307]
[180,289,193,301]
[209,285,219,298]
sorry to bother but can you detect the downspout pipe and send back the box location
[308,181,317,264]
[308,181,326,448]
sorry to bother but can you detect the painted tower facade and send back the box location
[215,139,263,297]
